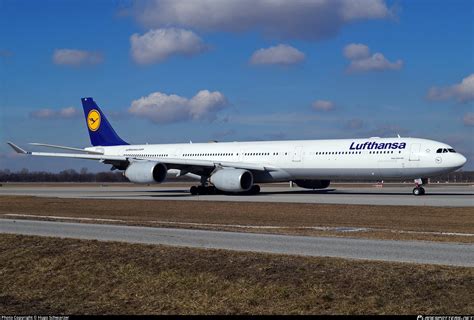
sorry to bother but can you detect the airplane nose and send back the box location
[457,154,467,167]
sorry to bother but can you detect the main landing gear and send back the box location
[189,184,261,195]
[412,178,428,196]
[190,176,216,195]
[190,185,216,195]
[246,185,261,195]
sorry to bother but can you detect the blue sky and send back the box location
[1,0,473,171]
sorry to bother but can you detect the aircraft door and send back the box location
[239,150,245,162]
[409,143,421,161]
[170,148,181,158]
[292,146,303,162]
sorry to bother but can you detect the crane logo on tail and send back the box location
[87,109,101,132]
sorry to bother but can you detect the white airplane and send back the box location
[8,97,467,196]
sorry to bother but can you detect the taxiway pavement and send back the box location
[1,218,472,267]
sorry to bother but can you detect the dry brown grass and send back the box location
[0,196,473,243]
[0,234,472,315]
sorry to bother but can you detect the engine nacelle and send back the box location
[124,161,167,184]
[210,169,253,192]
[294,179,330,189]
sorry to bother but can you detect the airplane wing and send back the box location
[8,142,125,161]
[28,143,104,154]
[7,142,276,173]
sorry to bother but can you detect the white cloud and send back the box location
[58,107,80,118]
[343,43,403,73]
[30,107,80,119]
[340,0,391,20]
[30,109,55,119]
[463,113,474,126]
[343,43,370,60]
[131,0,393,40]
[427,74,474,104]
[129,90,228,123]
[130,28,207,64]
[250,44,305,66]
[187,90,228,120]
[53,49,103,66]
[312,100,335,111]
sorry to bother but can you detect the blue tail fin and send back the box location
[81,97,128,146]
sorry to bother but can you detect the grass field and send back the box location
[0,234,472,315]
[0,196,472,243]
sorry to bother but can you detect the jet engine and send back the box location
[124,161,167,184]
[210,168,253,192]
[293,179,330,189]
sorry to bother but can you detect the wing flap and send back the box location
[27,151,127,161]
[160,158,277,172]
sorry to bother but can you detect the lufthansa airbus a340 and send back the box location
[8,97,467,196]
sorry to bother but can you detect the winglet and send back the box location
[7,142,28,154]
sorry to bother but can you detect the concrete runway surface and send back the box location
[1,218,473,267]
[0,184,472,206]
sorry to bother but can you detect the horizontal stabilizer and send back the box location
[7,142,27,154]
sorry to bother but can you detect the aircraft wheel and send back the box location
[207,186,217,195]
[413,187,423,196]
[250,185,261,195]
[197,186,207,195]
[190,186,198,195]
[420,187,426,195]
[243,185,260,195]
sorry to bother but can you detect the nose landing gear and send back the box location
[412,178,428,196]
[412,186,425,196]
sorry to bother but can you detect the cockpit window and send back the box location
[437,148,455,153]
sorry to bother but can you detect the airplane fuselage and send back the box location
[87,137,466,182]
